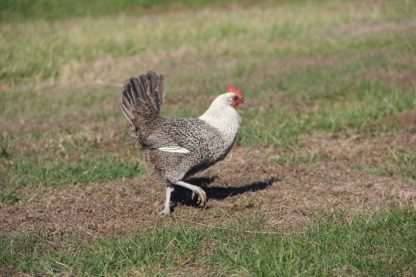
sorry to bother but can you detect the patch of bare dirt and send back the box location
[362,62,416,90]
[1,132,416,238]
[383,111,416,130]
[0,82,8,91]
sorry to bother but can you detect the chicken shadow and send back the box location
[171,176,280,207]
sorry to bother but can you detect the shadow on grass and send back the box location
[172,176,280,206]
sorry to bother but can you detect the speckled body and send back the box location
[140,117,237,184]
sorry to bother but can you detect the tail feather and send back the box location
[121,71,165,126]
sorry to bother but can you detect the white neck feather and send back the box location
[199,93,241,145]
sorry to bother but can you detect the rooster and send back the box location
[121,71,244,215]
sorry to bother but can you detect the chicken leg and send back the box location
[176,180,207,207]
[160,186,174,215]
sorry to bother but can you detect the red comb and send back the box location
[227,86,243,97]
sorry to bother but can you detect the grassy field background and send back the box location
[1,0,416,275]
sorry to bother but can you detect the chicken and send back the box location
[121,71,244,215]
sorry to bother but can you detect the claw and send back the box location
[196,188,207,207]
[191,188,205,206]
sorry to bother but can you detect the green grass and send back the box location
[240,83,416,147]
[0,192,21,204]
[1,209,415,276]
[2,0,413,85]
[0,87,115,118]
[1,156,144,188]
[214,209,416,276]
[0,0,242,23]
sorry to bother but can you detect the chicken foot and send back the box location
[160,181,207,215]
[176,180,207,207]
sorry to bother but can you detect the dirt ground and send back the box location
[2,129,415,239]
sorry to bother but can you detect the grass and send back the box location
[1,209,415,276]
[1,0,416,275]
[0,0,246,23]
[0,192,21,204]
[240,83,416,147]
[1,0,413,85]
[1,156,144,188]
[215,209,416,276]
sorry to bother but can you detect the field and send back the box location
[1,0,416,275]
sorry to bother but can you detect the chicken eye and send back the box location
[232,95,239,101]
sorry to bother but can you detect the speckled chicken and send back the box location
[121,71,244,215]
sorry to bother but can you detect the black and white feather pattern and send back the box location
[121,71,241,184]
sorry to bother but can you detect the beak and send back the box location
[234,98,245,109]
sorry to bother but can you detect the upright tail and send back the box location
[121,71,165,126]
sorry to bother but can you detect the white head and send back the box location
[209,86,245,110]
[200,86,244,125]
[199,86,244,145]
